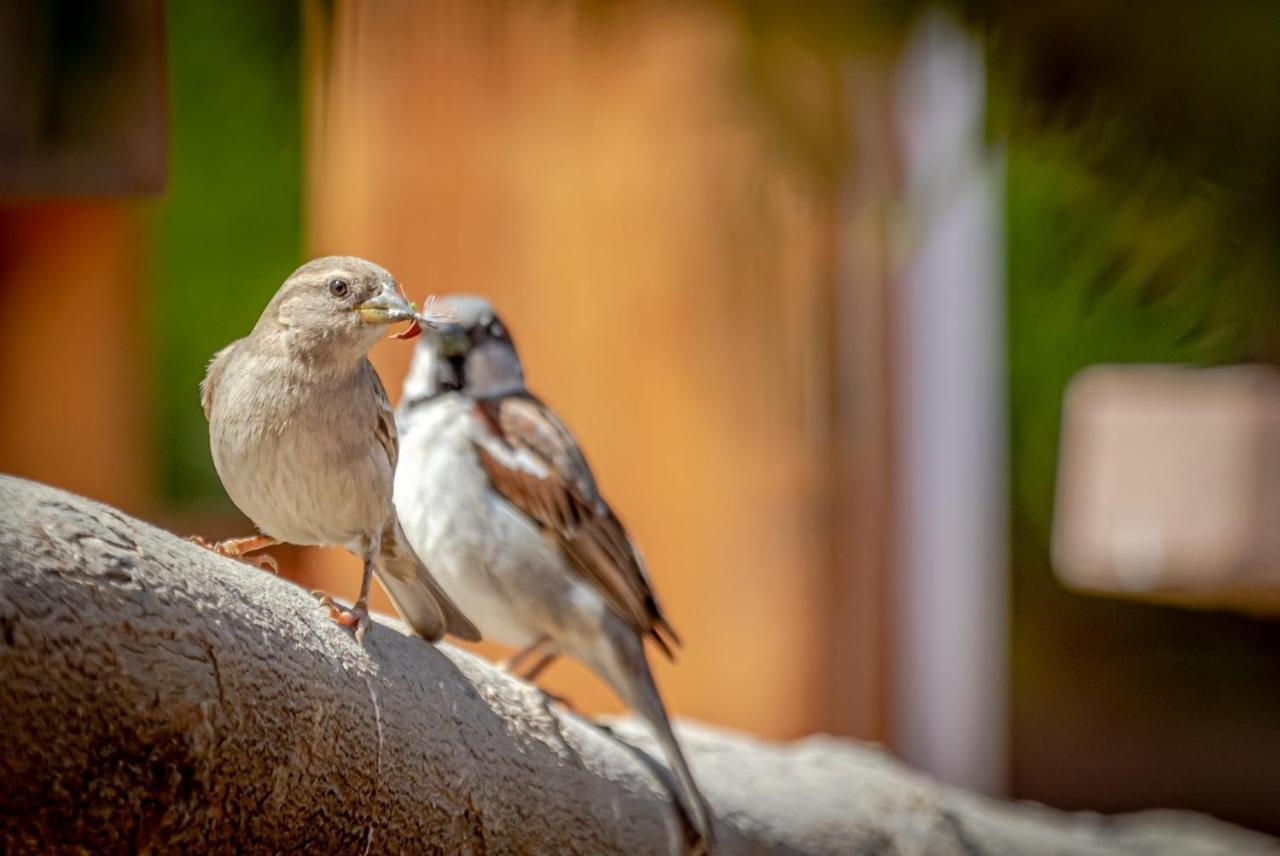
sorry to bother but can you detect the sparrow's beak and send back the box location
[354,287,417,325]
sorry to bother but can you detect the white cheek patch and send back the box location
[474,430,550,481]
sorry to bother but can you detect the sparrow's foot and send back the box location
[188,535,279,573]
[316,594,372,642]
[537,687,578,714]
[500,636,549,674]
[239,552,278,573]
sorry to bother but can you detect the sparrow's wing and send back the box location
[199,340,240,420]
[472,393,680,657]
[361,358,398,471]
[362,360,480,641]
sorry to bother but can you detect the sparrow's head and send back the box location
[259,256,423,357]
[403,295,525,400]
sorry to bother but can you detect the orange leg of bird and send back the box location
[313,553,375,642]
[315,594,371,642]
[501,636,550,674]
[520,651,559,683]
[501,638,575,710]
[189,534,280,573]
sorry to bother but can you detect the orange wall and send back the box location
[0,204,148,516]
[297,1,893,740]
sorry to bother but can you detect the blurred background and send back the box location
[2,0,1279,837]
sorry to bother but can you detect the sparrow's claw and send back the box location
[246,553,278,574]
[189,534,279,573]
[538,687,578,713]
[316,594,371,642]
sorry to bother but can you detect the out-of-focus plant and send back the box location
[148,1,302,508]
[1004,122,1269,540]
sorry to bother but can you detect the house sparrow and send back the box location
[393,296,714,850]
[199,257,480,645]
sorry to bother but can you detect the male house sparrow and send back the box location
[393,296,714,849]
[199,257,479,644]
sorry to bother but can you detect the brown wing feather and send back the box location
[472,394,680,658]
[362,359,398,471]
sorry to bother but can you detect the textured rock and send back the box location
[0,475,1275,854]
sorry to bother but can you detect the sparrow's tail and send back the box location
[376,516,481,643]
[599,629,716,854]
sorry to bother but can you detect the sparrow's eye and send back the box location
[489,319,506,339]
[328,278,350,298]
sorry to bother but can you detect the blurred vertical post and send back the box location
[0,205,148,514]
[0,0,165,516]
[891,13,1008,794]
[819,55,898,742]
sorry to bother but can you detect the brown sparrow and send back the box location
[199,257,479,644]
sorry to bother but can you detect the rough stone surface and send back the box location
[0,475,1275,854]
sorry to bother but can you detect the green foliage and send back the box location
[148,0,302,507]
[1005,122,1267,540]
